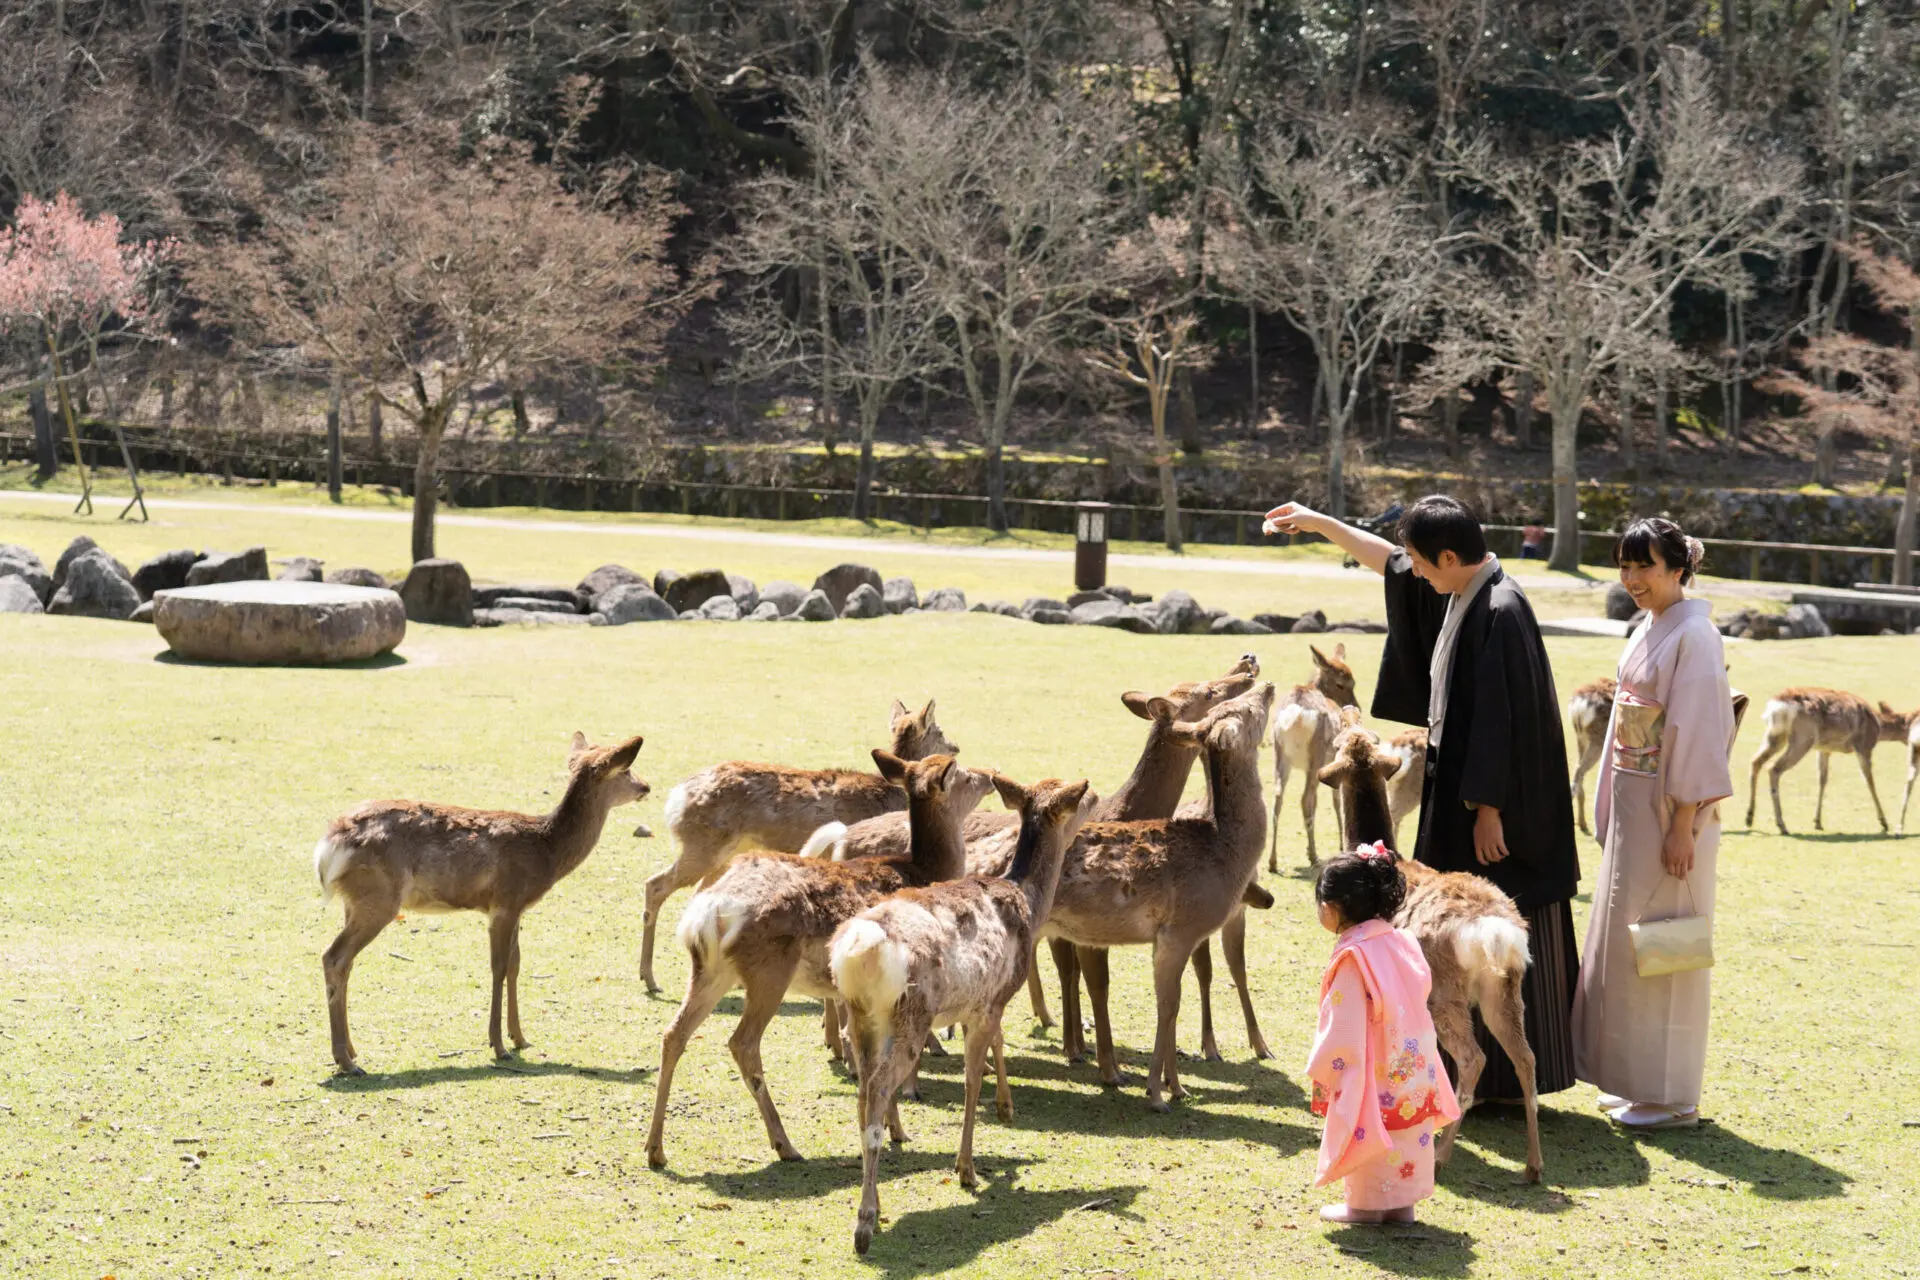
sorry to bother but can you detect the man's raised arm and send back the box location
[1262,502,1397,576]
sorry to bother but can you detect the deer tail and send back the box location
[662,782,691,839]
[829,918,910,1015]
[676,891,748,968]
[1452,917,1531,978]
[798,821,849,860]
[314,836,353,902]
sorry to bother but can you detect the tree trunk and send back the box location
[326,371,344,504]
[1895,426,1917,589]
[1617,369,1636,473]
[1175,366,1202,454]
[1441,391,1461,456]
[1548,388,1582,573]
[30,377,56,480]
[361,0,374,120]
[1515,370,1535,448]
[368,390,384,459]
[985,439,1008,533]
[410,403,449,562]
[1247,300,1259,426]
[1327,407,1347,522]
[852,399,881,522]
[1652,366,1668,470]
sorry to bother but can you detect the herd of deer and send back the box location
[309,644,1916,1255]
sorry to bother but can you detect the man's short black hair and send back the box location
[1397,494,1488,565]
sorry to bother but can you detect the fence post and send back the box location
[584,478,596,511]
[1748,547,1761,581]
[534,476,546,508]
[1808,548,1820,586]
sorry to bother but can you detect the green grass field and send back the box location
[1,486,1913,1279]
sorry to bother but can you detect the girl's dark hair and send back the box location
[1315,850,1408,926]
[1397,495,1488,566]
[1612,517,1703,586]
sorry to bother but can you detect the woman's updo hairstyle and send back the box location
[1612,517,1704,586]
[1315,845,1408,927]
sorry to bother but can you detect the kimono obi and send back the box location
[1612,689,1666,778]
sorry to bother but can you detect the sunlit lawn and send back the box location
[0,484,1910,1279]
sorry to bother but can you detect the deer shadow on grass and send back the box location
[1439,1106,1649,1205]
[318,1057,653,1092]
[862,1179,1148,1277]
[654,1147,998,1201]
[1323,1222,1478,1277]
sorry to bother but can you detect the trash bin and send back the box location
[1075,501,1111,592]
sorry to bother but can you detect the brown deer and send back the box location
[830,774,1095,1256]
[970,682,1275,1109]
[1567,678,1618,838]
[643,751,994,1169]
[1269,644,1360,870]
[1317,714,1544,1184]
[1745,689,1916,834]
[1900,715,1920,836]
[1384,726,1428,848]
[639,699,955,991]
[315,732,649,1076]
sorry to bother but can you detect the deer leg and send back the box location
[505,925,526,1050]
[487,909,520,1060]
[992,1022,1013,1123]
[1769,736,1812,835]
[852,1041,902,1257]
[1269,750,1288,873]
[1477,972,1542,1184]
[1900,748,1918,837]
[641,846,714,995]
[1079,945,1125,1087]
[1144,937,1192,1112]
[1747,733,1783,827]
[1815,751,1831,831]
[645,955,732,1169]
[1301,759,1321,866]
[1431,996,1483,1168]
[322,889,398,1075]
[822,998,843,1059]
[1050,939,1081,1058]
[1221,906,1272,1059]
[1027,938,1056,1029]
[955,1018,993,1190]
[1191,938,1219,1061]
[731,963,804,1163]
[1854,749,1891,833]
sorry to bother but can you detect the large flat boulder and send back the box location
[154,581,405,664]
[398,559,473,626]
[813,563,884,613]
[185,546,269,587]
[48,549,141,620]
[133,549,205,600]
[472,584,584,611]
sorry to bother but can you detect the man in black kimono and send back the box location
[1265,495,1581,1100]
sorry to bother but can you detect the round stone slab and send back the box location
[154,581,406,665]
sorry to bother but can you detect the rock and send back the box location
[326,567,389,590]
[132,550,205,600]
[588,612,610,626]
[274,556,325,583]
[489,596,585,615]
[48,549,142,620]
[677,610,700,621]
[1070,598,1159,633]
[746,601,782,621]
[922,587,967,612]
[652,568,683,598]
[812,563,884,613]
[397,559,474,626]
[578,564,648,600]
[53,536,129,593]
[473,607,588,627]
[0,575,44,614]
[595,584,677,624]
[796,589,838,622]
[758,581,807,616]
[663,568,732,614]
[1027,607,1071,625]
[1211,615,1274,636]
[472,584,584,611]
[1067,589,1117,608]
[727,573,760,612]
[1021,597,1069,618]
[841,583,886,619]
[883,577,918,614]
[698,594,742,621]
[130,600,154,624]
[1605,583,1639,622]
[1290,609,1328,634]
[1329,620,1388,634]
[185,546,269,587]
[1252,613,1298,633]
[1149,589,1209,635]
[0,544,54,604]
[1784,603,1832,639]
[154,581,405,663]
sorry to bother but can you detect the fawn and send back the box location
[1269,644,1360,870]
[1383,726,1428,848]
[1900,715,1920,836]
[315,732,649,1075]
[644,751,994,1169]
[639,698,955,991]
[1746,689,1916,834]
[1317,713,1544,1184]
[1567,678,1618,837]
[830,774,1095,1256]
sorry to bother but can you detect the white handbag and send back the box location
[1628,878,1714,978]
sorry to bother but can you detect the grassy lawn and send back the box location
[2,489,1912,1279]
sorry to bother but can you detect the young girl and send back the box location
[1306,844,1461,1224]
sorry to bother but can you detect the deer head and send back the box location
[1877,702,1918,741]
[873,749,994,813]
[1310,643,1359,710]
[565,731,651,806]
[1120,655,1262,725]
[888,698,958,757]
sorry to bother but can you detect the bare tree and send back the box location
[1423,53,1802,572]
[191,110,699,562]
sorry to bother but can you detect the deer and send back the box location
[315,732,649,1076]
[830,774,1096,1257]
[1745,689,1917,835]
[1567,678,1618,838]
[1382,726,1428,848]
[1269,644,1360,870]
[1316,711,1544,1184]
[643,750,995,1169]
[963,682,1275,1109]
[1900,714,1920,837]
[639,698,955,992]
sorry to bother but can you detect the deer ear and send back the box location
[872,749,908,784]
[936,758,958,790]
[1371,753,1400,783]
[1120,691,1155,720]
[609,735,644,770]
[920,698,937,724]
[1056,779,1092,813]
[568,730,589,762]
[992,773,1031,811]
[1310,645,1329,668]
[1333,642,1347,662]
[1318,760,1351,787]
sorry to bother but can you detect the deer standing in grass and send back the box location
[1382,727,1428,848]
[639,699,955,991]
[644,751,994,1169]
[1746,689,1916,834]
[830,774,1096,1257]
[1269,644,1360,870]
[1317,715,1544,1183]
[315,732,649,1075]
[1900,716,1920,836]
[1567,679,1618,838]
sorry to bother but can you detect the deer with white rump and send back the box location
[830,773,1096,1256]
[1269,644,1360,869]
[315,732,649,1075]
[639,699,955,991]
[1745,688,1916,834]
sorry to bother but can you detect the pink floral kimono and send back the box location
[1306,919,1462,1209]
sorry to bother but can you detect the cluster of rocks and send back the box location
[1718,604,1834,641]
[950,586,1385,637]
[1,537,394,624]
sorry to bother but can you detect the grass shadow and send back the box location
[155,649,408,670]
[864,1179,1147,1277]
[654,1147,978,1200]
[1752,830,1905,844]
[318,1057,651,1091]
[1324,1221,1478,1277]
[1440,1105,1650,1198]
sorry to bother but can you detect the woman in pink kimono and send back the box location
[1307,845,1461,1224]
[1572,518,1737,1130]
